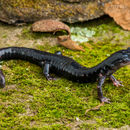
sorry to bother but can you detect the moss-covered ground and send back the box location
[0,16,130,129]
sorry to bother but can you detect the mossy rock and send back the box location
[0,0,110,24]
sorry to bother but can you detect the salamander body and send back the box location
[0,47,130,103]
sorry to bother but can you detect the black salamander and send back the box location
[0,47,130,103]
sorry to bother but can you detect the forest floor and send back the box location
[0,16,129,129]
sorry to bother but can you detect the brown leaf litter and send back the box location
[57,35,85,51]
[32,19,70,35]
[32,19,85,51]
[104,0,130,30]
[85,102,104,114]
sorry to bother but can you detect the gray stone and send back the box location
[0,0,110,25]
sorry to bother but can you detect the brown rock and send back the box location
[104,0,130,30]
[0,0,110,24]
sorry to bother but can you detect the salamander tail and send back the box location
[0,70,5,88]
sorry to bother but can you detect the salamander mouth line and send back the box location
[0,47,129,103]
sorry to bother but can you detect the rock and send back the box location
[0,0,110,24]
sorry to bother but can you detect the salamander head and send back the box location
[112,47,130,68]
[103,47,130,76]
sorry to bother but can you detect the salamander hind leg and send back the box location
[43,62,56,81]
[109,75,123,87]
[97,74,110,103]
[0,70,5,88]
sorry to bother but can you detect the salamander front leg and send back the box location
[43,63,56,80]
[0,69,5,88]
[110,75,123,87]
[42,51,62,81]
[97,74,110,103]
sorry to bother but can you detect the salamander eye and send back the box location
[122,51,125,53]
[121,54,130,63]
[123,54,129,59]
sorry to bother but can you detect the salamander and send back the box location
[0,47,129,103]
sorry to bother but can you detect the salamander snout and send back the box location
[125,47,130,61]
[120,47,130,66]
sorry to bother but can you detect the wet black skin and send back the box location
[0,47,129,103]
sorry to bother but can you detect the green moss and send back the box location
[0,16,130,129]
[8,0,47,9]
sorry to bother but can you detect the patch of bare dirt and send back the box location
[99,125,130,130]
[0,22,57,48]
[66,119,97,129]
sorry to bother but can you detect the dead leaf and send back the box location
[85,102,104,114]
[32,19,70,34]
[104,0,130,30]
[57,35,85,51]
